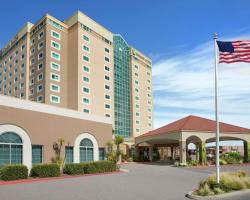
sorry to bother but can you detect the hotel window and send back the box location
[83,76,90,83]
[20,73,25,79]
[83,35,90,43]
[32,145,43,164]
[147,72,151,76]
[104,47,110,53]
[21,54,25,60]
[30,78,34,85]
[51,40,60,50]
[51,51,60,61]
[105,104,111,109]
[105,85,110,90]
[50,95,60,103]
[83,45,90,52]
[15,50,18,56]
[37,84,43,92]
[21,45,25,51]
[9,56,12,61]
[148,108,152,112]
[134,64,138,69]
[136,112,140,117]
[38,63,43,70]
[83,97,90,104]
[0,132,23,165]
[135,72,138,77]
[136,129,140,133]
[9,81,12,86]
[50,84,60,92]
[148,123,152,127]
[147,79,151,83]
[83,108,90,114]
[30,88,34,95]
[51,62,60,71]
[31,38,35,46]
[9,72,12,78]
[136,120,140,125]
[104,66,110,72]
[105,114,111,118]
[83,55,90,63]
[104,75,110,81]
[136,104,140,109]
[135,88,139,92]
[37,73,43,81]
[37,96,43,102]
[14,87,17,91]
[20,93,24,98]
[51,30,61,40]
[135,96,139,101]
[30,48,35,55]
[83,87,90,94]
[51,73,60,82]
[104,56,110,62]
[21,63,25,69]
[83,66,89,72]
[65,147,73,164]
[30,58,35,65]
[38,42,44,50]
[105,94,110,100]
[135,80,139,85]
[14,77,18,83]
[38,52,43,60]
[38,31,44,39]
[30,68,35,76]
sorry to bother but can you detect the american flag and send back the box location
[217,40,250,63]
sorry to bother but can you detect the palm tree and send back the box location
[114,135,124,163]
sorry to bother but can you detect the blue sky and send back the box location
[1,0,250,130]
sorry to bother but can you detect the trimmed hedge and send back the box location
[84,161,116,174]
[63,163,85,175]
[0,165,28,181]
[30,164,60,178]
[64,161,117,175]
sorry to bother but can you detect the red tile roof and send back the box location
[137,115,250,138]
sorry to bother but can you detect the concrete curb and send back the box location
[186,189,250,200]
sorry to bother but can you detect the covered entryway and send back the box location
[135,115,250,164]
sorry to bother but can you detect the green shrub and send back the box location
[195,171,250,196]
[84,161,117,174]
[219,159,227,165]
[187,160,199,166]
[222,152,242,164]
[63,163,85,175]
[30,164,60,178]
[0,165,28,181]
[127,157,134,162]
[63,161,117,175]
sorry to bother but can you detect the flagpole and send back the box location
[213,33,220,184]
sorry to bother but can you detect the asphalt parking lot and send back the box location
[0,163,249,200]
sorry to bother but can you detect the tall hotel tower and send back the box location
[0,11,153,141]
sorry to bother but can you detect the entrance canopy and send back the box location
[135,115,250,164]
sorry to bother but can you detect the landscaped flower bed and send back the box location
[194,171,250,196]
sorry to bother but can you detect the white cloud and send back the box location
[153,33,250,130]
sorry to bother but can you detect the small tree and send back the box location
[114,135,124,163]
[52,138,66,174]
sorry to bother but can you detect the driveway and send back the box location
[0,163,249,200]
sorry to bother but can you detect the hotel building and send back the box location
[0,11,153,140]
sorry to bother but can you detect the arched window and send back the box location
[79,138,93,162]
[0,132,23,165]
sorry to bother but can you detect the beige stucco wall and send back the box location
[0,102,112,163]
